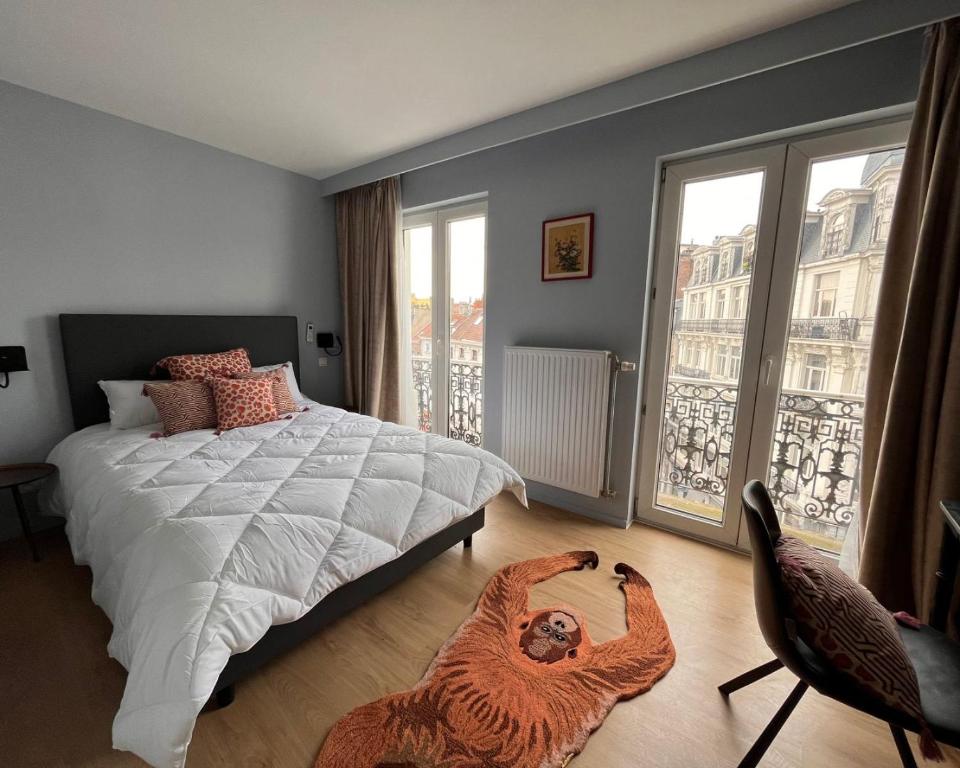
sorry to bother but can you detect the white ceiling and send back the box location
[0,1,856,180]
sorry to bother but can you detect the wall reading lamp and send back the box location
[317,333,343,357]
[0,346,28,389]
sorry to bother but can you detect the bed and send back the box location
[44,314,526,768]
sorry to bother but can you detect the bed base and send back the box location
[207,507,485,708]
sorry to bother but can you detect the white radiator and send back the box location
[502,346,613,497]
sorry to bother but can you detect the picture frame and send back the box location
[541,213,594,281]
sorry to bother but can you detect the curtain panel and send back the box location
[336,176,402,422]
[860,20,960,623]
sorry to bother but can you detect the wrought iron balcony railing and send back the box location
[675,316,861,341]
[673,364,712,379]
[675,318,746,335]
[658,377,862,546]
[789,317,861,341]
[411,357,483,446]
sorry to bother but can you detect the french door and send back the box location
[637,120,909,555]
[400,201,487,446]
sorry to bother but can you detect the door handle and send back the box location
[763,357,776,387]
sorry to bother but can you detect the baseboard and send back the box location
[524,483,629,528]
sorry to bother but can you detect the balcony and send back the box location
[676,318,746,335]
[789,317,860,341]
[673,364,712,379]
[411,357,483,446]
[675,316,861,342]
[658,377,862,552]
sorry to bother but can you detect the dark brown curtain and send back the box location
[859,20,960,621]
[336,177,401,421]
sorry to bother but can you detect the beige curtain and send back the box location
[336,177,402,421]
[859,20,960,620]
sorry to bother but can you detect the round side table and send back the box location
[0,463,57,561]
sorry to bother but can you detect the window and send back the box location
[731,285,745,318]
[824,213,846,257]
[803,354,829,391]
[729,345,741,380]
[693,346,704,370]
[719,253,731,279]
[715,345,729,378]
[687,292,706,320]
[716,290,727,318]
[401,201,486,445]
[694,257,707,285]
[639,120,907,557]
[812,271,840,317]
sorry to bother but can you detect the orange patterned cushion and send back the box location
[234,367,297,414]
[207,376,279,431]
[154,348,252,381]
[143,380,217,436]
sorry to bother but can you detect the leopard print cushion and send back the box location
[154,348,252,381]
[207,376,279,432]
[233,367,297,414]
[143,380,218,436]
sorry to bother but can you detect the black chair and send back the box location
[720,480,960,767]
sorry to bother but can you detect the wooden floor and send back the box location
[1,494,957,768]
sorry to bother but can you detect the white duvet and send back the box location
[43,401,526,768]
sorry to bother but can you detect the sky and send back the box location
[679,154,869,245]
[407,216,485,301]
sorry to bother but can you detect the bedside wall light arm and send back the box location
[0,346,29,390]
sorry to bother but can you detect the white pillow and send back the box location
[252,362,305,402]
[98,380,161,429]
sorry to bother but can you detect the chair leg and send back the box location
[719,659,784,696]
[737,680,808,768]
[889,724,918,768]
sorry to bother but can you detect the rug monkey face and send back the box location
[519,610,583,663]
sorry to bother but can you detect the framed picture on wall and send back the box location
[542,213,594,281]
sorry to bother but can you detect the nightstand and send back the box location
[0,463,56,561]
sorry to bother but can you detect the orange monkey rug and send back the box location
[315,551,676,768]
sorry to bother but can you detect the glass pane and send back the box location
[405,224,433,433]
[447,216,485,446]
[767,148,903,555]
[656,171,764,522]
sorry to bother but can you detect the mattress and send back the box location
[42,401,526,768]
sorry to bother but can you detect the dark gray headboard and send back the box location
[59,314,300,430]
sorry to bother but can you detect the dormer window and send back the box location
[824,213,846,257]
[693,256,708,285]
[719,252,731,279]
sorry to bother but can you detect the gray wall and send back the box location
[0,80,342,540]
[401,31,924,526]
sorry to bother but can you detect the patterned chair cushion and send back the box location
[153,348,252,381]
[774,535,937,754]
[207,376,279,432]
[143,380,218,436]
[233,366,297,414]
